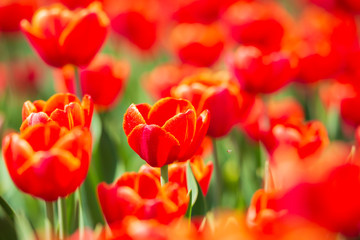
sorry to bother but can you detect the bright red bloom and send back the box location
[123,97,210,167]
[309,0,360,13]
[21,93,93,131]
[221,1,292,53]
[262,121,329,159]
[170,23,225,67]
[240,98,305,141]
[142,63,200,100]
[171,70,255,138]
[21,2,109,68]
[294,7,358,83]
[0,0,38,32]
[140,155,213,196]
[227,46,297,94]
[104,0,159,51]
[278,163,360,236]
[97,171,189,225]
[2,122,92,201]
[55,55,129,112]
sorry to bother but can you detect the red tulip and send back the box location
[171,70,255,138]
[0,0,37,32]
[2,122,92,201]
[227,46,297,94]
[142,63,200,100]
[221,1,292,53]
[97,171,189,225]
[21,93,93,131]
[123,97,210,167]
[170,23,225,67]
[21,2,109,68]
[278,163,360,236]
[104,0,159,51]
[55,55,129,112]
[262,121,329,159]
[140,155,213,196]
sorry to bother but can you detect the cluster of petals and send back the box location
[123,97,210,167]
[20,2,109,68]
[97,171,189,225]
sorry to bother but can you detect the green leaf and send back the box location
[0,217,17,240]
[186,162,198,207]
[0,196,15,223]
[185,190,192,219]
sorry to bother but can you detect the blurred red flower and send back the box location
[123,97,210,167]
[140,155,213,196]
[170,23,225,67]
[172,70,255,138]
[55,55,129,112]
[227,46,297,94]
[97,171,189,225]
[21,93,93,131]
[21,2,109,68]
[0,0,38,32]
[2,122,92,201]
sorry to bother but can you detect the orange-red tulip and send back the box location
[55,55,129,112]
[97,171,189,225]
[21,93,93,131]
[171,70,255,138]
[21,2,109,68]
[142,63,200,100]
[227,46,297,94]
[140,155,213,196]
[170,23,225,67]
[221,1,291,53]
[104,0,159,51]
[0,0,37,32]
[2,122,92,201]
[123,97,210,167]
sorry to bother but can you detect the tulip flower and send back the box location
[123,97,210,167]
[20,2,109,68]
[0,0,37,32]
[170,23,225,67]
[97,171,189,225]
[21,93,93,131]
[171,70,255,138]
[54,55,129,111]
[262,120,329,159]
[140,155,213,196]
[2,122,92,201]
[142,63,200,100]
[221,1,291,53]
[105,0,159,51]
[227,46,297,94]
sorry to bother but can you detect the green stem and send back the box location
[76,189,84,240]
[74,66,82,99]
[160,165,168,186]
[45,201,54,240]
[57,198,67,239]
[212,138,222,206]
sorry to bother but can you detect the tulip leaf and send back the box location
[0,217,17,240]
[186,162,198,207]
[185,190,192,219]
[0,196,15,223]
[190,176,206,217]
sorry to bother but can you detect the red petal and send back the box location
[81,95,94,128]
[147,98,195,127]
[137,173,160,199]
[127,124,180,167]
[123,104,150,136]
[20,112,51,132]
[43,93,80,115]
[21,123,62,152]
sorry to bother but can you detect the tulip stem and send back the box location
[212,138,222,206]
[45,201,54,240]
[76,189,84,240]
[74,66,82,99]
[57,198,66,240]
[160,165,169,185]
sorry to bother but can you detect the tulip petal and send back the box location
[178,109,210,161]
[127,124,180,167]
[123,103,151,136]
[162,109,196,151]
[81,95,94,128]
[20,112,52,132]
[137,173,160,199]
[43,93,80,115]
[21,123,62,152]
[147,98,195,127]
[60,11,108,67]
